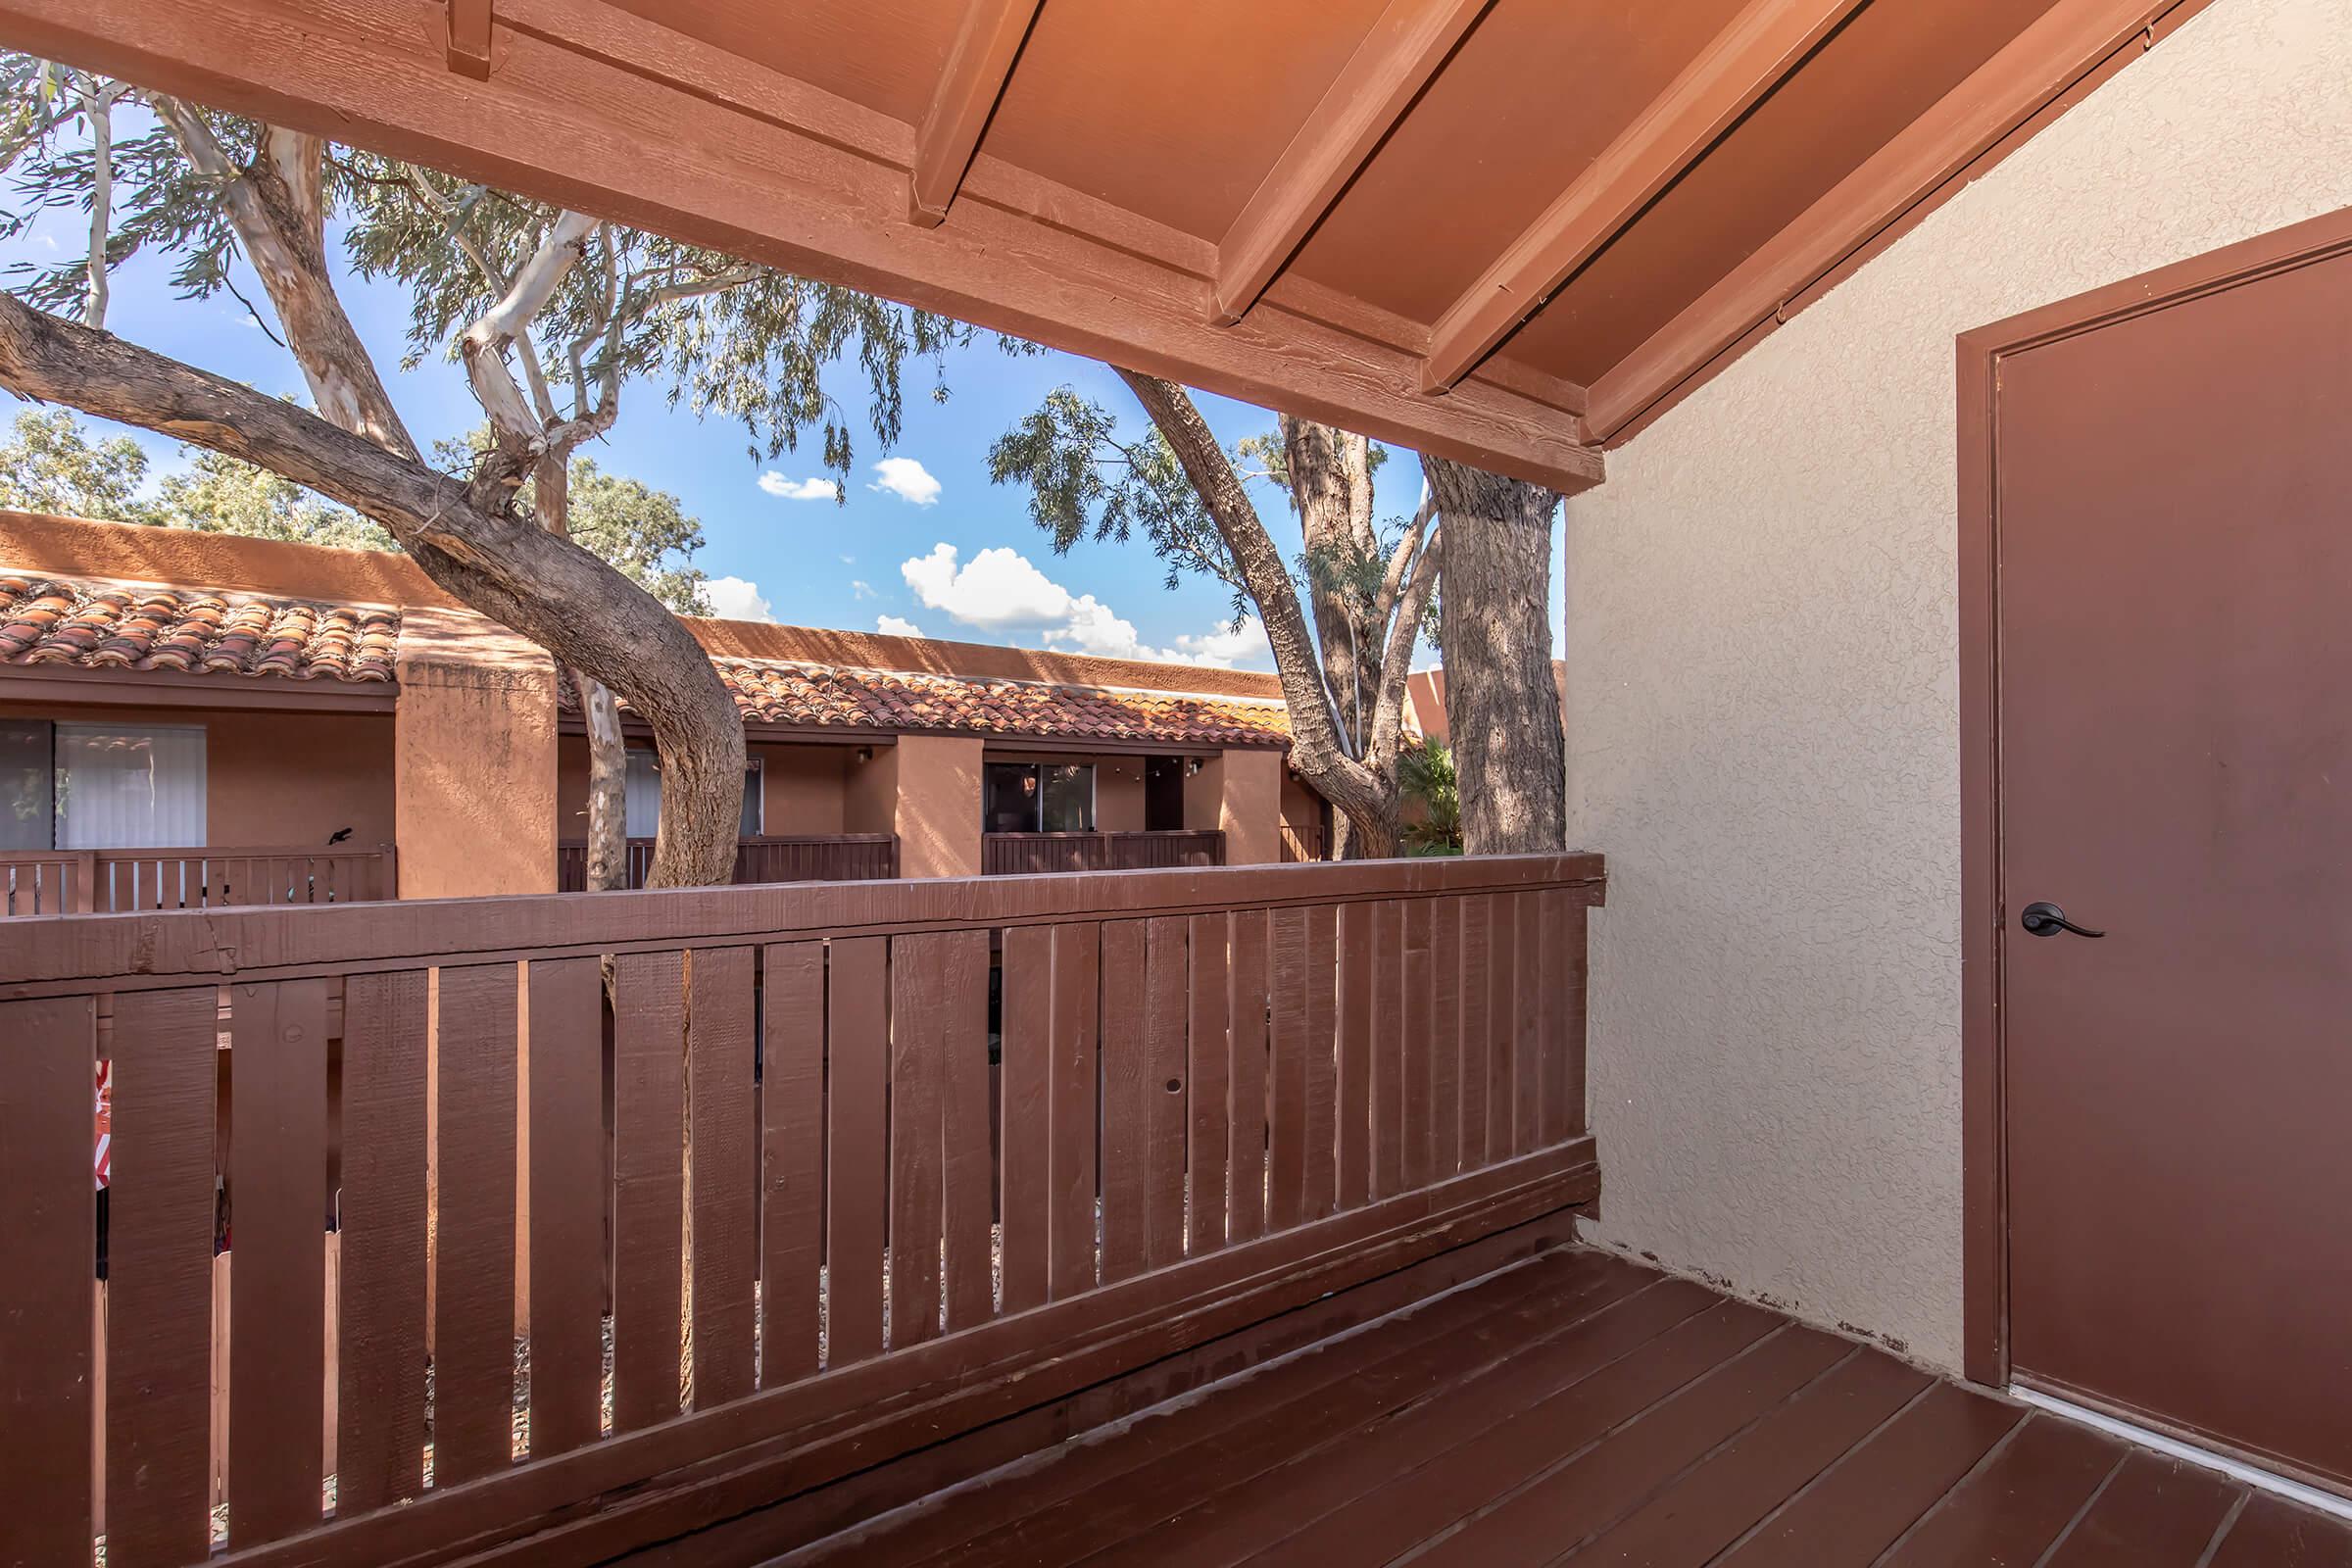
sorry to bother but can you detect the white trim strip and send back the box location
[2010,1386,2352,1521]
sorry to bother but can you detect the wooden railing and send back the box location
[1281,821,1325,862]
[1,844,396,915]
[983,828,1225,874]
[556,833,899,891]
[0,852,1602,1568]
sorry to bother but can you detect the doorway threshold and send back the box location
[2010,1385,2352,1523]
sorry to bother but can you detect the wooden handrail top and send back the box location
[1,852,1606,994]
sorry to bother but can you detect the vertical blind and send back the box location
[54,723,207,849]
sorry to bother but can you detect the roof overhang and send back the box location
[0,662,398,712]
[0,0,2204,482]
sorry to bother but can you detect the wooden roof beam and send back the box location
[0,0,1602,493]
[1419,0,1864,395]
[1584,0,2196,440]
[908,0,1043,228]
[1209,0,1490,327]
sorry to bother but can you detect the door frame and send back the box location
[1957,201,2352,1389]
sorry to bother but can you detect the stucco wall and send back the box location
[394,608,558,898]
[554,737,853,838]
[1560,0,2352,1373]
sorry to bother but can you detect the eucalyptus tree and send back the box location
[1420,456,1566,855]
[992,375,1438,858]
[0,56,985,886]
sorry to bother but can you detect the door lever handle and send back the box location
[2020,901,2104,939]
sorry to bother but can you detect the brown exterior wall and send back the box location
[1093,757,1147,832]
[556,736,856,838]
[1185,748,1285,865]
[0,699,396,849]
[1279,770,1326,859]
[393,608,558,898]
[890,735,983,878]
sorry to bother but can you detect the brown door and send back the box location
[1993,239,2352,1488]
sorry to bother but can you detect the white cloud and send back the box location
[900,543,1272,668]
[875,614,924,638]
[851,580,876,599]
[1172,616,1273,670]
[868,457,942,507]
[759,472,838,501]
[704,575,776,623]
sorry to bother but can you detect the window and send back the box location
[984,761,1095,833]
[0,720,206,850]
[623,748,762,838]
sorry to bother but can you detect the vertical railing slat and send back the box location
[1098,920,1151,1286]
[824,937,888,1366]
[1141,917,1192,1270]
[689,947,759,1405]
[337,969,430,1513]
[105,987,219,1567]
[226,979,329,1545]
[1488,893,1519,1158]
[888,936,950,1347]
[1514,890,1543,1154]
[998,924,1052,1312]
[1335,901,1373,1212]
[1185,912,1231,1255]
[1370,901,1405,1201]
[1400,899,1434,1193]
[1546,891,1590,1145]
[1302,904,1338,1223]
[0,996,96,1567]
[431,964,519,1486]
[1047,922,1102,1300]
[1460,895,1493,1170]
[931,930,994,1333]
[759,943,825,1386]
[1264,906,1309,1235]
[1430,897,1463,1180]
[612,950,686,1432]
[1226,908,1269,1246]
[523,957,604,1457]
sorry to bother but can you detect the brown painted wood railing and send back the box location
[0,844,396,915]
[982,827,1225,874]
[555,832,900,891]
[0,852,1602,1568]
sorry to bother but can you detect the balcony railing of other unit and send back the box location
[556,833,901,891]
[983,829,1225,875]
[0,844,397,916]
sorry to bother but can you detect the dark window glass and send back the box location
[1041,764,1094,832]
[0,719,55,850]
[985,762,1041,832]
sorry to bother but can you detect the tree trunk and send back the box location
[532,451,632,891]
[1282,416,1380,748]
[0,297,748,887]
[1423,455,1566,855]
[1116,370,1404,856]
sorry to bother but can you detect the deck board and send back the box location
[706,1248,2351,1568]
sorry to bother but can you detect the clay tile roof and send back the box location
[0,572,400,683]
[565,658,1292,748]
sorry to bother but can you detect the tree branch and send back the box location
[1368,523,1441,771]
[0,295,745,880]
[1115,368,1393,834]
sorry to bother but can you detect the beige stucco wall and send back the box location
[1186,748,1286,865]
[1560,0,2352,1374]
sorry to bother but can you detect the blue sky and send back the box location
[2,154,1566,673]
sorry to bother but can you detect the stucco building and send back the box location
[1,510,1331,906]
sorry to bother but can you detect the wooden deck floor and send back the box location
[768,1246,2352,1568]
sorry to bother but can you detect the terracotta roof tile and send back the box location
[565,657,1291,748]
[0,572,399,683]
